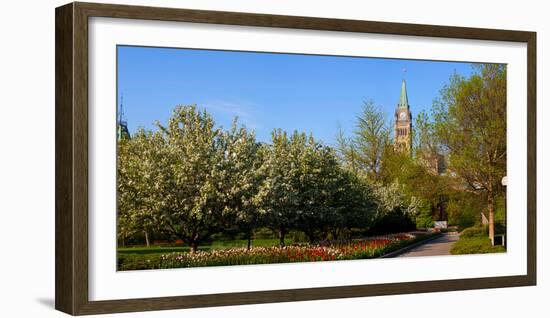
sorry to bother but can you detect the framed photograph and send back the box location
[55,2,536,315]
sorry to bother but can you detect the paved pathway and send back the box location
[397,232,459,257]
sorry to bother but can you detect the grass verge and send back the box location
[450,226,506,255]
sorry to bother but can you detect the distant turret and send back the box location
[117,95,130,141]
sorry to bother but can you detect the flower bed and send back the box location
[146,232,433,269]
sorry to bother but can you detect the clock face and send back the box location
[399,112,407,120]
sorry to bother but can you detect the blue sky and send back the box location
[117,45,478,145]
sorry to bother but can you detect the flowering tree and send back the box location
[290,135,335,242]
[255,129,301,246]
[117,129,163,246]
[256,130,378,243]
[149,105,226,252]
[216,120,264,249]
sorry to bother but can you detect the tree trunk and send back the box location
[306,231,316,244]
[279,228,286,247]
[144,231,150,247]
[330,228,339,241]
[191,241,198,253]
[189,231,200,253]
[503,188,507,247]
[247,230,252,251]
[487,191,495,246]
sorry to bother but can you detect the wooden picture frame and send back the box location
[55,2,536,315]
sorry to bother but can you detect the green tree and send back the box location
[336,125,360,174]
[338,100,390,181]
[332,171,377,238]
[414,110,438,160]
[378,144,414,185]
[406,165,450,219]
[445,191,485,229]
[432,65,506,244]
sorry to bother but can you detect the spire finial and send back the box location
[119,94,125,124]
[398,78,409,109]
[117,94,130,141]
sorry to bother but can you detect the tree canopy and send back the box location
[117,64,507,249]
[432,64,507,243]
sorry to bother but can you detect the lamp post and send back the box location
[500,176,507,247]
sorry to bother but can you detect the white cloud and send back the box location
[201,100,262,130]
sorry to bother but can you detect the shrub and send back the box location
[495,222,506,235]
[415,200,434,229]
[494,194,506,227]
[456,210,477,230]
[118,254,164,271]
[367,208,416,235]
[460,226,488,238]
[451,226,506,255]
[450,236,505,255]
[253,227,277,239]
[289,230,309,243]
[445,194,483,229]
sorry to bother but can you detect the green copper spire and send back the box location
[398,79,409,109]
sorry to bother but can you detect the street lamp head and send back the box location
[501,176,508,186]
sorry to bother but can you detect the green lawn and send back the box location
[450,226,506,255]
[118,238,295,255]
[117,238,296,270]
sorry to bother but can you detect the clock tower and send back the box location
[394,80,412,155]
